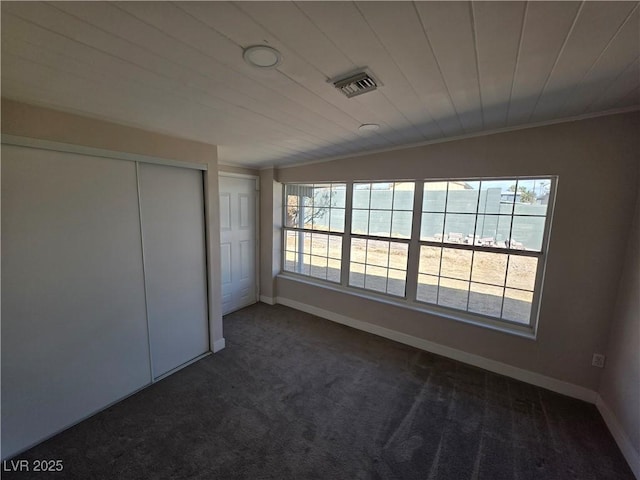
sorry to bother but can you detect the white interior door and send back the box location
[219,175,258,315]
[138,163,209,379]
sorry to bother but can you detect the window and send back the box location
[283,183,345,282]
[282,177,555,333]
[418,179,551,325]
[349,182,414,297]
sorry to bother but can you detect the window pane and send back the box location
[471,251,507,286]
[349,262,366,288]
[328,236,342,260]
[423,181,447,212]
[366,240,389,268]
[353,184,371,209]
[285,230,299,252]
[311,207,330,231]
[506,256,538,291]
[313,185,332,207]
[327,258,341,283]
[299,254,311,275]
[511,216,545,251]
[331,184,346,208]
[393,183,415,210]
[438,278,469,310]
[368,210,392,237]
[350,238,367,263]
[468,283,503,318]
[421,212,445,241]
[446,181,480,213]
[443,213,475,243]
[440,248,472,281]
[417,274,438,304]
[284,257,295,272]
[285,184,300,206]
[419,246,441,276]
[310,255,328,280]
[370,185,393,210]
[285,187,303,227]
[502,289,533,324]
[513,179,550,216]
[365,266,388,293]
[391,211,412,238]
[514,202,548,217]
[352,209,369,235]
[329,208,345,233]
[474,215,512,248]
[478,181,507,215]
[387,269,406,297]
[310,233,328,257]
[388,243,409,270]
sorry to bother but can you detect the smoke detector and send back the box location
[332,71,379,98]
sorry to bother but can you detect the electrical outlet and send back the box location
[592,353,606,368]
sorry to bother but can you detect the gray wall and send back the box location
[259,167,282,300]
[599,183,640,466]
[270,112,639,391]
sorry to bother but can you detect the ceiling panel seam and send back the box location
[352,1,445,139]
[555,2,640,117]
[411,1,465,135]
[526,0,585,123]
[505,2,529,126]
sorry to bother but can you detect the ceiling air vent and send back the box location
[333,71,378,98]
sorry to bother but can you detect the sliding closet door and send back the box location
[1,145,151,459]
[137,163,209,379]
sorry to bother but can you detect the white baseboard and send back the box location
[276,296,598,404]
[212,338,226,353]
[259,295,275,305]
[596,395,640,479]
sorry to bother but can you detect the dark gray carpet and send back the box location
[3,303,633,479]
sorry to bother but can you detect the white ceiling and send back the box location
[2,1,639,168]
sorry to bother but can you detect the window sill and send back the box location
[276,272,537,340]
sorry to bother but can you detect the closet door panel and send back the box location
[1,145,151,459]
[138,163,209,378]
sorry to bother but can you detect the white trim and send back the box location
[1,134,208,171]
[212,338,226,353]
[275,296,597,403]
[273,106,639,170]
[260,295,276,305]
[596,395,640,479]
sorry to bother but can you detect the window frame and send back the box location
[282,183,347,285]
[281,176,557,337]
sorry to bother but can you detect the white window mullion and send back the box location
[405,180,424,302]
[340,181,354,287]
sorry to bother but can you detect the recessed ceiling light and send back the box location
[358,123,380,132]
[243,45,282,69]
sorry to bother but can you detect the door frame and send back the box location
[218,172,261,309]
